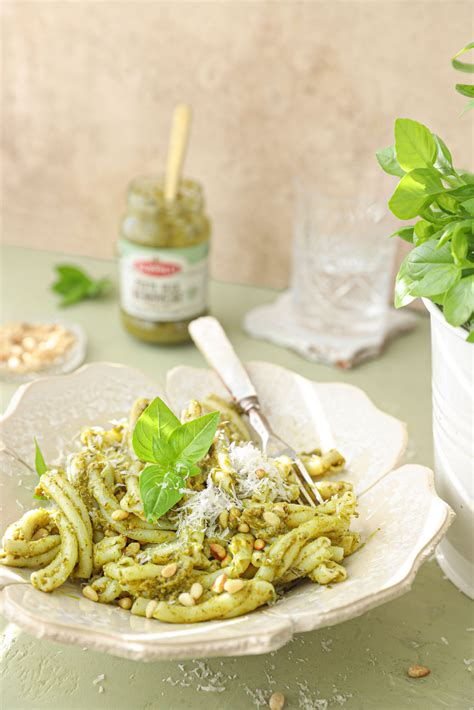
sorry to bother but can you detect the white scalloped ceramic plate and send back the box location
[0,362,454,661]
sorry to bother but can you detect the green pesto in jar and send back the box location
[118,176,210,344]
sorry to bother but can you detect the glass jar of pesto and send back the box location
[118,176,210,343]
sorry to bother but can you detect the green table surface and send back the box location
[0,245,472,710]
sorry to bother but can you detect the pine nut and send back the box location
[190,582,203,600]
[161,563,177,578]
[273,504,286,514]
[263,511,280,527]
[118,597,132,610]
[82,585,99,602]
[178,592,195,607]
[256,468,266,479]
[223,579,244,594]
[238,523,250,533]
[408,665,431,678]
[32,527,48,540]
[211,573,227,593]
[229,507,241,520]
[145,600,158,618]
[125,542,140,556]
[218,511,229,528]
[111,509,129,521]
[254,539,266,550]
[269,692,286,710]
[210,543,226,560]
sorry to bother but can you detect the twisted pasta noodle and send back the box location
[255,515,345,583]
[131,579,275,623]
[227,533,254,578]
[310,560,347,584]
[2,508,60,557]
[104,557,193,597]
[180,399,203,423]
[90,576,122,602]
[300,448,346,477]
[276,537,342,585]
[317,480,353,500]
[93,535,127,572]
[67,453,95,508]
[119,474,143,516]
[0,546,60,568]
[39,471,93,578]
[201,395,251,442]
[330,532,360,557]
[210,431,237,493]
[88,464,175,542]
[144,539,212,570]
[30,511,78,592]
[144,541,181,564]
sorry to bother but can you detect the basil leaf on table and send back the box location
[132,396,219,522]
[52,264,110,307]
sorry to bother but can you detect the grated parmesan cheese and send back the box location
[175,441,296,538]
[229,442,295,503]
[177,478,240,537]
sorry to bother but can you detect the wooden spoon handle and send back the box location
[164,104,192,202]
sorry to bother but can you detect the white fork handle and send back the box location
[188,316,257,403]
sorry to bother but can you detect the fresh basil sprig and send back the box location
[377,117,474,340]
[52,264,110,307]
[33,438,48,501]
[133,397,219,522]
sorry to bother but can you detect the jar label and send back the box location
[118,239,209,322]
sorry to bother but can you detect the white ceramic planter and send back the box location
[424,299,474,598]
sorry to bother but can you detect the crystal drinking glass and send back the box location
[291,183,396,337]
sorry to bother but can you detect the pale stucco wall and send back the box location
[1,1,473,287]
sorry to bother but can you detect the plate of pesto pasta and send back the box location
[0,361,453,660]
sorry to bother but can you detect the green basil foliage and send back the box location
[133,397,219,522]
[52,264,110,307]
[452,42,474,114]
[377,117,474,340]
[33,438,48,500]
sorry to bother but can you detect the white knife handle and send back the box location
[188,316,257,403]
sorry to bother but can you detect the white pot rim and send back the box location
[422,298,470,342]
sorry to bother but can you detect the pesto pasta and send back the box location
[0,396,359,623]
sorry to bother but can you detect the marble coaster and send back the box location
[243,291,419,369]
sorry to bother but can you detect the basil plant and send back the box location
[377,44,474,342]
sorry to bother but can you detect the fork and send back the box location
[188,316,324,506]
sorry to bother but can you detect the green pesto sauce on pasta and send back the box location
[0,395,359,623]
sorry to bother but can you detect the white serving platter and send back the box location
[0,362,453,661]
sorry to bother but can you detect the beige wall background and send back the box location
[1,1,473,287]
